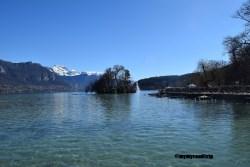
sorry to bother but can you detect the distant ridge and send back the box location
[138,73,200,90]
[0,59,101,94]
[0,59,69,93]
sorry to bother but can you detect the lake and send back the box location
[0,92,250,167]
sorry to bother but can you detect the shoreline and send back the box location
[150,87,250,101]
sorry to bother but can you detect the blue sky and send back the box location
[0,0,246,80]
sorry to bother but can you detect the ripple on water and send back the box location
[0,93,250,167]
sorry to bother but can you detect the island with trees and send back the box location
[89,65,136,94]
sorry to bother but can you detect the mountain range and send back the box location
[0,59,101,94]
[0,59,199,93]
[51,65,100,91]
[50,65,103,77]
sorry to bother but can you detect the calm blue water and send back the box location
[0,92,250,167]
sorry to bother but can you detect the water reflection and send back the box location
[94,94,132,122]
[229,103,250,166]
[229,103,250,120]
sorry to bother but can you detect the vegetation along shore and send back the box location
[143,1,250,102]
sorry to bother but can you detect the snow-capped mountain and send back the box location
[50,65,102,90]
[50,65,81,76]
[50,65,103,77]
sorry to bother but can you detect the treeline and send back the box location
[138,73,200,90]
[195,0,250,87]
[89,65,136,94]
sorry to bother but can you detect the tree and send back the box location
[220,0,250,85]
[196,60,226,87]
[193,1,250,86]
[223,34,250,84]
[91,65,136,94]
[235,0,250,30]
[224,35,244,64]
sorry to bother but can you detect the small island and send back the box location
[89,65,136,94]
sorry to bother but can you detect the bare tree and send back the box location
[223,35,243,64]
[236,0,250,25]
[197,60,227,86]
